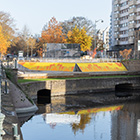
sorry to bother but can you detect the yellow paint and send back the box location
[18,62,127,72]
[59,105,123,115]
[18,62,75,72]
[77,62,127,72]
[77,105,123,115]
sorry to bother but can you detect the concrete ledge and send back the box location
[15,105,38,116]
[18,71,140,79]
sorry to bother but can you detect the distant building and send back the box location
[97,27,110,50]
[110,0,140,53]
[134,27,140,59]
[43,43,81,58]
[103,27,110,51]
[97,29,104,41]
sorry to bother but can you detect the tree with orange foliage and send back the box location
[119,49,132,60]
[41,17,66,43]
[0,25,10,58]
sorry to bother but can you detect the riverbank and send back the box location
[1,59,140,139]
[1,80,23,140]
[1,75,37,140]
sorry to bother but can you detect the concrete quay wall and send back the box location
[20,76,140,98]
[122,60,140,71]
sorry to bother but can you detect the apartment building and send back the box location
[97,27,110,50]
[103,27,110,50]
[110,0,140,54]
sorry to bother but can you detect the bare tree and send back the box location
[0,11,16,40]
[61,16,95,37]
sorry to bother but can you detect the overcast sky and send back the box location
[0,0,112,35]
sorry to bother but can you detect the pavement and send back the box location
[17,70,140,79]
[1,80,23,140]
[1,70,37,140]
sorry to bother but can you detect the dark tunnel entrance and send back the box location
[37,89,51,104]
[115,83,133,97]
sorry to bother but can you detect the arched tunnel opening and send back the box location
[37,89,51,105]
[115,83,133,97]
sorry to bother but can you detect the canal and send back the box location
[20,91,140,140]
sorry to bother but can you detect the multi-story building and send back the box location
[110,0,140,57]
[97,27,110,50]
[103,27,110,50]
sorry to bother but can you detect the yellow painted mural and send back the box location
[18,62,75,72]
[77,62,127,72]
[18,62,127,72]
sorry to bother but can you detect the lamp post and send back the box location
[94,19,104,49]
[30,35,33,58]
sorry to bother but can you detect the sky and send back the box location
[0,0,112,35]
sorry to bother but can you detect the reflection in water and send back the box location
[21,92,140,140]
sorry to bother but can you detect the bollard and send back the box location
[5,80,7,94]
[12,124,18,136]
[12,123,20,140]
[14,59,18,69]
[7,60,9,68]
[14,135,20,140]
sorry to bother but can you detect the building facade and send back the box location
[97,27,110,51]
[103,27,110,50]
[43,43,81,58]
[110,0,140,54]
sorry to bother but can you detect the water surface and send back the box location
[20,92,140,140]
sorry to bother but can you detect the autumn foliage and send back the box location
[119,49,132,60]
[0,25,10,57]
[41,17,66,43]
[67,26,92,52]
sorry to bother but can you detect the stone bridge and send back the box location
[20,76,140,99]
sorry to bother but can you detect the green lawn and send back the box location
[18,75,140,83]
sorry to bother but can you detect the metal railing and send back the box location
[17,57,121,63]
[0,61,5,138]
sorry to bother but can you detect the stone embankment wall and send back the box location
[20,76,140,98]
[122,60,140,71]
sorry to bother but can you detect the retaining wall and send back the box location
[122,60,140,71]
[20,76,140,98]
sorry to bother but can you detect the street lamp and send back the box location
[30,35,33,58]
[94,19,104,49]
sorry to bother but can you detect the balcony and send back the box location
[114,27,119,32]
[119,41,128,45]
[114,34,119,38]
[114,40,119,45]
[128,15,136,21]
[114,13,119,18]
[114,20,119,25]
[114,6,119,12]
[120,12,128,17]
[114,0,120,5]
[128,38,134,44]
[128,23,136,28]
[128,31,135,36]
[129,7,136,13]
[128,0,136,6]
[119,34,128,38]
